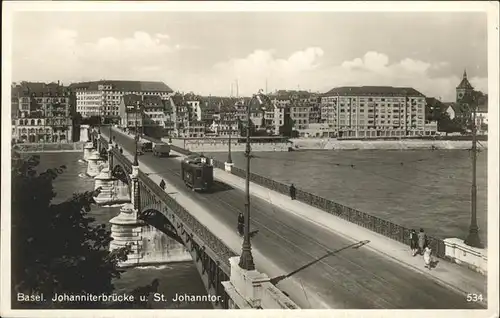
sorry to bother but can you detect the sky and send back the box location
[9,9,489,102]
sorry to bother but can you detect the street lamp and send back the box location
[109,117,113,146]
[238,89,270,271]
[227,129,233,164]
[464,91,482,248]
[133,100,140,166]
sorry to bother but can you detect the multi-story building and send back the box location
[290,100,311,131]
[11,82,73,143]
[322,86,428,138]
[142,95,168,128]
[170,93,192,137]
[187,100,202,121]
[70,80,174,120]
[119,94,144,132]
[209,119,239,136]
[184,121,206,138]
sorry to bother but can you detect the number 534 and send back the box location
[467,294,483,302]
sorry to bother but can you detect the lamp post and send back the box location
[133,101,140,166]
[109,118,113,146]
[464,92,482,248]
[238,90,269,270]
[227,130,233,164]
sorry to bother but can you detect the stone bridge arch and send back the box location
[111,164,131,185]
[139,207,184,245]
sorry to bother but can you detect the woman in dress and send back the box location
[423,246,432,270]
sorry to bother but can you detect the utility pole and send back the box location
[464,91,482,248]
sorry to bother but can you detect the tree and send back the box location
[71,112,83,142]
[81,116,101,126]
[454,90,483,132]
[11,152,133,309]
[238,118,256,137]
[279,109,295,137]
[437,112,462,134]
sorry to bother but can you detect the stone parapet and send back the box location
[222,256,299,309]
[443,238,487,275]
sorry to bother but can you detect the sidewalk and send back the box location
[102,130,328,309]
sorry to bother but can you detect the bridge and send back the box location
[81,126,486,310]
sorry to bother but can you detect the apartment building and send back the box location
[322,86,429,138]
[119,94,144,131]
[142,95,168,128]
[170,93,199,137]
[11,82,73,143]
[70,80,173,119]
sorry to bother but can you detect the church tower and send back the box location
[456,69,474,102]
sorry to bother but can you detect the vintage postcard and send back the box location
[1,1,498,318]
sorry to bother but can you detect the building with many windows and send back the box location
[321,86,431,138]
[11,82,74,143]
[119,94,144,132]
[70,80,174,119]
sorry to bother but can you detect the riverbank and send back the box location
[162,137,485,152]
[291,138,486,150]
[12,142,85,153]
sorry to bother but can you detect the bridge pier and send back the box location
[80,125,90,142]
[83,142,95,162]
[86,152,106,177]
[109,203,146,267]
[109,163,191,267]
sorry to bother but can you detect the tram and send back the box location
[181,154,214,192]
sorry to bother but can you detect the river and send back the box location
[28,151,212,309]
[207,148,488,246]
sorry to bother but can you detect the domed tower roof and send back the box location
[456,69,474,90]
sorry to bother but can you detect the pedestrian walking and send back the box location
[423,246,432,270]
[417,228,427,255]
[409,229,418,256]
[289,184,296,200]
[159,179,166,190]
[119,147,123,154]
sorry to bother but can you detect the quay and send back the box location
[12,142,86,153]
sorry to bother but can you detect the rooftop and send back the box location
[142,95,164,108]
[122,94,143,107]
[324,86,426,97]
[457,70,474,90]
[69,80,173,93]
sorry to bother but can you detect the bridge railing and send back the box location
[108,145,237,275]
[168,143,447,260]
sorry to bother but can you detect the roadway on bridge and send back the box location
[107,131,482,309]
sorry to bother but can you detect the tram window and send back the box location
[196,170,202,178]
